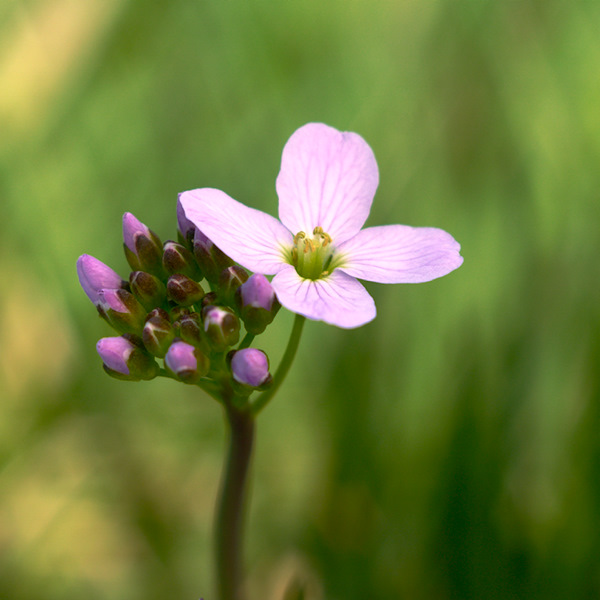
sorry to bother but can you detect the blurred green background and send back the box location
[1,1,599,598]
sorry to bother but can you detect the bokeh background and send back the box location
[1,1,599,598]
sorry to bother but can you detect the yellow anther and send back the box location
[290,227,337,280]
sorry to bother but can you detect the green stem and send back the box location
[250,314,306,415]
[215,400,255,600]
[238,332,255,350]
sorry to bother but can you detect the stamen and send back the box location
[289,226,338,280]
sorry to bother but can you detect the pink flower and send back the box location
[179,123,463,328]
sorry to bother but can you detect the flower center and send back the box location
[291,227,338,280]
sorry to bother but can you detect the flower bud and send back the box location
[219,266,249,307]
[122,212,164,276]
[202,306,240,352]
[164,340,210,383]
[76,254,127,305]
[129,271,166,311]
[142,313,175,357]
[96,335,159,381]
[230,348,272,389]
[147,307,170,320]
[176,196,196,246]
[193,229,234,283]
[166,274,205,306]
[200,291,219,311]
[97,288,147,334]
[162,240,201,279]
[237,274,280,334]
[178,312,211,354]
[169,305,190,323]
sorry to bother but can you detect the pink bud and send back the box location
[231,348,271,387]
[96,336,135,375]
[165,340,209,383]
[239,273,275,311]
[76,254,125,305]
[122,212,151,253]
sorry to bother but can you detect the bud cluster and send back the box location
[77,202,279,397]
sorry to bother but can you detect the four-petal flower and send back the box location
[180,123,463,328]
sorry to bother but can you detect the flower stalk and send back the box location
[251,314,305,415]
[215,398,255,600]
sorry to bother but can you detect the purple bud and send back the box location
[123,213,151,253]
[129,271,166,310]
[96,336,134,375]
[142,314,175,357]
[231,348,271,388]
[237,274,280,334]
[169,305,191,322]
[122,212,164,275]
[219,266,249,307]
[203,305,240,351]
[166,274,205,306]
[193,229,234,283]
[165,340,209,383]
[200,291,219,310]
[178,312,211,354]
[96,335,159,381]
[97,288,146,334]
[98,288,129,313]
[148,307,170,321]
[165,340,196,372]
[239,274,275,311]
[162,240,200,279]
[76,254,125,305]
[176,196,196,241]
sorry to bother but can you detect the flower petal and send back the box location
[337,225,463,283]
[276,123,379,244]
[272,266,376,328]
[179,188,293,275]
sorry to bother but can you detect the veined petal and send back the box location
[272,266,376,328]
[180,188,293,275]
[337,225,463,283]
[276,123,379,245]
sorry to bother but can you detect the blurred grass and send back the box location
[1,0,600,598]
